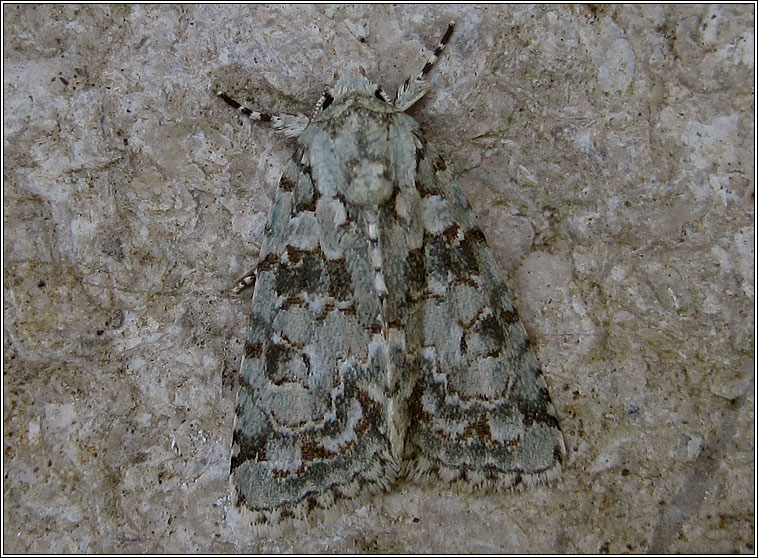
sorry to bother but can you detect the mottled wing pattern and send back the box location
[230,146,399,525]
[225,22,566,526]
[402,139,565,489]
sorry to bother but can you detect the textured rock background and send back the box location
[3,4,754,553]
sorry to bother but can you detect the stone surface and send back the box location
[3,4,754,553]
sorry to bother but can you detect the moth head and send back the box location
[313,71,393,120]
[330,72,378,101]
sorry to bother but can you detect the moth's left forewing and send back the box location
[231,133,402,528]
[403,140,566,490]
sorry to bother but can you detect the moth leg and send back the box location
[217,91,309,138]
[230,241,261,295]
[394,21,455,111]
[231,267,257,295]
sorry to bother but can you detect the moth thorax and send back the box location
[343,160,394,207]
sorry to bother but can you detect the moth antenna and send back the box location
[216,91,309,138]
[395,21,455,110]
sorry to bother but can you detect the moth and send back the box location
[219,22,565,527]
